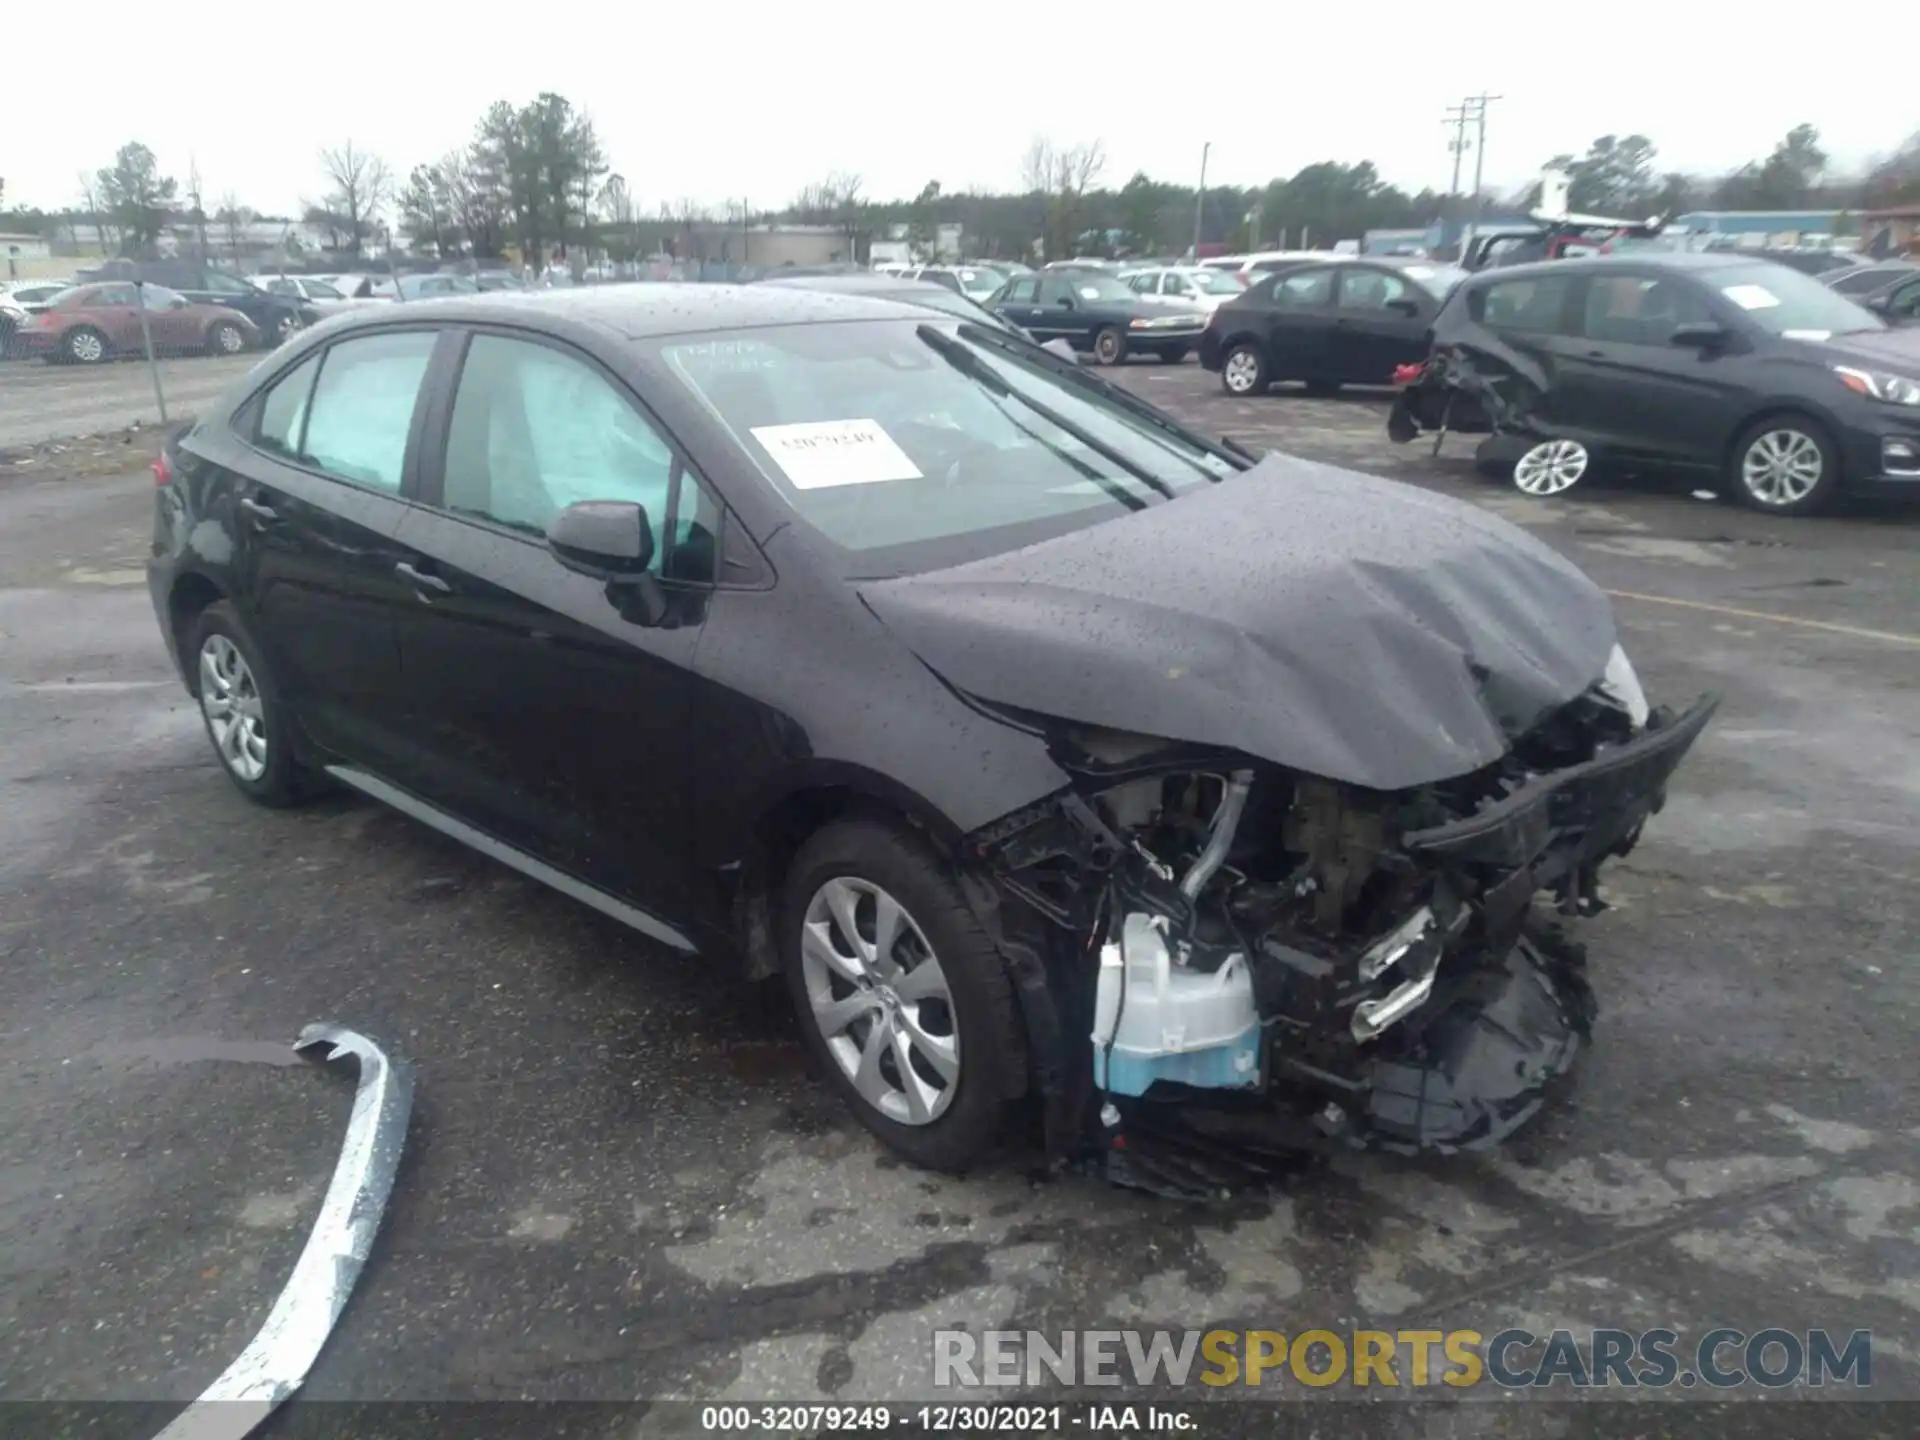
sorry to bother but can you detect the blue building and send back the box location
[1670,210,1847,245]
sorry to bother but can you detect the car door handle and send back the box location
[394,560,452,595]
[238,496,278,524]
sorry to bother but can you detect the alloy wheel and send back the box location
[1223,349,1261,393]
[68,329,104,363]
[800,876,959,1126]
[217,324,245,354]
[275,314,305,344]
[1740,429,1824,507]
[1513,439,1590,496]
[1094,330,1122,365]
[198,634,269,782]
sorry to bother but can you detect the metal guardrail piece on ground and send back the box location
[154,1023,415,1440]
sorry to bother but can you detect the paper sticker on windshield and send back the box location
[1079,285,1103,299]
[1721,284,1781,311]
[749,419,923,490]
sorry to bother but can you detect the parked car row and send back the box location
[8,281,261,363]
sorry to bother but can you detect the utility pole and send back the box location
[1458,94,1502,264]
[1443,102,1471,256]
[1192,141,1211,260]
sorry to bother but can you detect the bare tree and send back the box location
[186,156,209,261]
[76,170,119,252]
[318,140,393,257]
[598,173,639,264]
[1022,136,1106,259]
[215,192,252,264]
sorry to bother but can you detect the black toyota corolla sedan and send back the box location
[148,285,1715,1189]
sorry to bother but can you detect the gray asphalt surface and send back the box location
[1,362,1916,1433]
[0,353,260,449]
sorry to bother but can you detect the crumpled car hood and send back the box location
[859,453,1618,790]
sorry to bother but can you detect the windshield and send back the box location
[305,279,344,299]
[1188,269,1244,295]
[659,320,1235,570]
[898,287,1013,329]
[1706,265,1883,337]
[954,267,1003,291]
[1398,263,1469,299]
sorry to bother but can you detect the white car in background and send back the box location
[3,278,75,314]
[253,272,390,315]
[1120,265,1247,312]
[900,264,1007,303]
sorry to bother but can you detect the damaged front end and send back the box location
[963,672,1718,1194]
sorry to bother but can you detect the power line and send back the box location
[1443,94,1501,259]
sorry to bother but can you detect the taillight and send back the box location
[152,452,173,487]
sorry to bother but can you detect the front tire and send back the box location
[1221,342,1268,395]
[188,601,319,808]
[1090,325,1127,366]
[1729,415,1840,516]
[782,818,1026,1172]
[271,313,304,347]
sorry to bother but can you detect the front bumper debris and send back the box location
[154,1024,413,1440]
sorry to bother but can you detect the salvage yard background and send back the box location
[1,355,1916,1429]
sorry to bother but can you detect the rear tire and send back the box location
[188,601,322,808]
[1728,414,1840,516]
[781,818,1026,1172]
[1090,326,1127,366]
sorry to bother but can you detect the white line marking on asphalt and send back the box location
[1608,590,1920,647]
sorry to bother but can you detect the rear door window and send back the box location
[1004,278,1039,303]
[1581,274,1712,345]
[1273,268,1334,306]
[298,331,438,491]
[1477,274,1577,336]
[253,354,323,459]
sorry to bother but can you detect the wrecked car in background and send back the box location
[1388,252,1920,515]
[147,285,1716,1198]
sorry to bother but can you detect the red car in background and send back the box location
[11,282,260,364]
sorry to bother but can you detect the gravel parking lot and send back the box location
[2,361,1916,1432]
[0,352,260,450]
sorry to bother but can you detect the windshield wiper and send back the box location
[954,322,1245,476]
[915,324,1171,503]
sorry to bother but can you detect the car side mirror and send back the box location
[1669,322,1728,351]
[1385,298,1420,317]
[547,500,655,579]
[1863,295,1893,317]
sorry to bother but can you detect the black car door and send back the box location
[383,327,720,931]
[992,276,1042,332]
[1557,271,1749,467]
[1031,275,1084,342]
[1329,266,1437,383]
[1259,266,1337,379]
[225,329,440,768]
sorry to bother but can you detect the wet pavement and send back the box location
[1,363,1917,1432]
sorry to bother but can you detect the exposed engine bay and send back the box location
[963,658,1719,1197]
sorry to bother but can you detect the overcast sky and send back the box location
[5,4,1906,217]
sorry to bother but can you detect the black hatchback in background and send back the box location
[986,270,1204,364]
[1198,257,1469,396]
[1387,253,1920,515]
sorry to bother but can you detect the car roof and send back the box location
[758,274,956,298]
[313,280,953,340]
